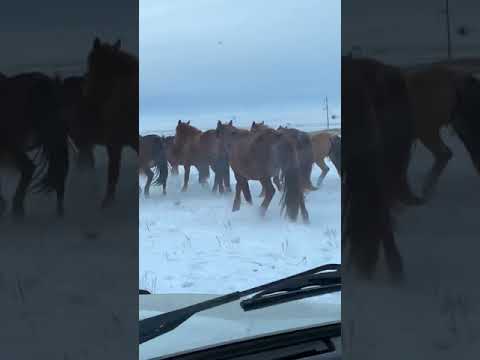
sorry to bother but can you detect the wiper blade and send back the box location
[240,266,341,311]
[139,264,340,344]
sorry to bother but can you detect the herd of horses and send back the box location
[139,120,341,223]
[343,55,480,282]
[0,37,138,218]
[2,36,479,283]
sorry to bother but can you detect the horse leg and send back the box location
[273,174,283,192]
[102,145,122,208]
[223,165,232,192]
[241,178,252,204]
[232,176,243,212]
[171,164,179,175]
[182,164,190,192]
[259,178,275,217]
[198,164,209,188]
[383,230,404,283]
[211,163,221,193]
[12,151,34,218]
[316,158,330,187]
[420,132,453,200]
[144,167,154,198]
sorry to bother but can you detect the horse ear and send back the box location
[187,120,190,125]
[93,37,101,49]
[252,121,256,128]
[113,39,121,51]
[229,120,233,125]
[261,121,264,125]
[178,120,181,125]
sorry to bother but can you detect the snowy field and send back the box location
[139,117,341,300]
[343,129,480,360]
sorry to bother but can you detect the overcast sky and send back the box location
[140,0,340,131]
[1,1,137,74]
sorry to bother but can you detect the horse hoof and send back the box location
[181,187,188,192]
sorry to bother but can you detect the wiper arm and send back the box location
[139,264,340,344]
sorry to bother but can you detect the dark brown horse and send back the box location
[405,66,480,199]
[0,72,69,218]
[80,37,138,208]
[342,55,422,282]
[173,120,231,193]
[139,135,168,197]
[277,126,317,191]
[217,120,309,222]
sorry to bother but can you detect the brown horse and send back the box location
[139,135,168,197]
[405,66,480,199]
[342,55,422,282]
[80,37,138,208]
[173,120,231,193]
[217,120,309,223]
[0,72,69,218]
[309,131,341,186]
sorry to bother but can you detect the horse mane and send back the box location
[177,122,202,138]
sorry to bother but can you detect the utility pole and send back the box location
[324,96,329,129]
[445,0,452,59]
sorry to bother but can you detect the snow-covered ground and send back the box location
[139,119,341,300]
[1,147,138,359]
[343,129,480,360]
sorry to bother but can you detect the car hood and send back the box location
[139,293,340,360]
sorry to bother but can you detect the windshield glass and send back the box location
[139,0,341,358]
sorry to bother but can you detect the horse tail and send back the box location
[152,137,168,187]
[30,77,69,195]
[278,138,309,222]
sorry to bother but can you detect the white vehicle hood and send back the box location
[139,293,340,360]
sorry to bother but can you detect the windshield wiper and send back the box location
[139,264,340,344]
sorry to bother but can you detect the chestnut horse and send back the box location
[0,72,69,218]
[217,120,309,223]
[309,131,341,186]
[173,120,231,193]
[139,134,168,197]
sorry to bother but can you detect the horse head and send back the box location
[83,37,134,102]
